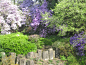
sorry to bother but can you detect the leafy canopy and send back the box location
[41,0,86,36]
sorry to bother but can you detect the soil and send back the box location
[34,57,67,65]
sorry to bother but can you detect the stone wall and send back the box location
[0,47,60,65]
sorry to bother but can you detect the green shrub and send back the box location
[28,34,41,42]
[0,32,37,56]
[28,34,45,49]
[41,0,86,37]
[39,37,53,46]
[46,0,58,10]
[64,53,80,65]
[28,34,54,49]
[60,55,67,61]
[74,51,86,65]
[52,37,76,58]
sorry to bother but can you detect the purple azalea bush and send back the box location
[0,0,56,37]
[70,31,86,56]
[19,0,56,37]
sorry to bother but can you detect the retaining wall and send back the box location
[0,47,60,65]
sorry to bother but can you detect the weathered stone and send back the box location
[34,52,38,58]
[48,48,53,60]
[9,52,16,64]
[26,59,34,65]
[0,52,7,65]
[20,57,26,65]
[37,49,42,60]
[55,47,60,59]
[48,64,53,65]
[26,52,34,59]
[53,50,55,58]
[42,62,48,65]
[16,54,25,64]
[0,52,6,58]
[42,50,49,60]
[33,52,39,61]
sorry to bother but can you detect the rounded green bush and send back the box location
[0,32,37,56]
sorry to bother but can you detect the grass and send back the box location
[48,59,53,64]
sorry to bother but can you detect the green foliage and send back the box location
[41,0,86,37]
[52,37,76,57]
[63,50,86,65]
[28,34,54,49]
[46,0,58,10]
[28,34,52,49]
[74,51,86,65]
[0,32,37,56]
[60,55,67,61]
[39,37,53,46]
[28,34,45,49]
[45,34,63,43]
[65,53,80,65]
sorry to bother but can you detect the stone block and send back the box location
[55,48,60,59]
[53,50,55,58]
[20,57,26,65]
[16,54,25,64]
[42,50,49,60]
[37,49,42,60]
[26,52,34,59]
[48,48,53,60]
[26,59,34,65]
[0,52,7,65]
[34,52,38,58]
[9,52,16,64]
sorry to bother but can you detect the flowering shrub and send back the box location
[19,0,56,38]
[0,0,26,34]
[70,31,86,56]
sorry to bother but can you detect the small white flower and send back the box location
[6,31,11,34]
[45,18,47,20]
[17,34,20,36]
[11,23,17,30]
[17,22,21,27]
